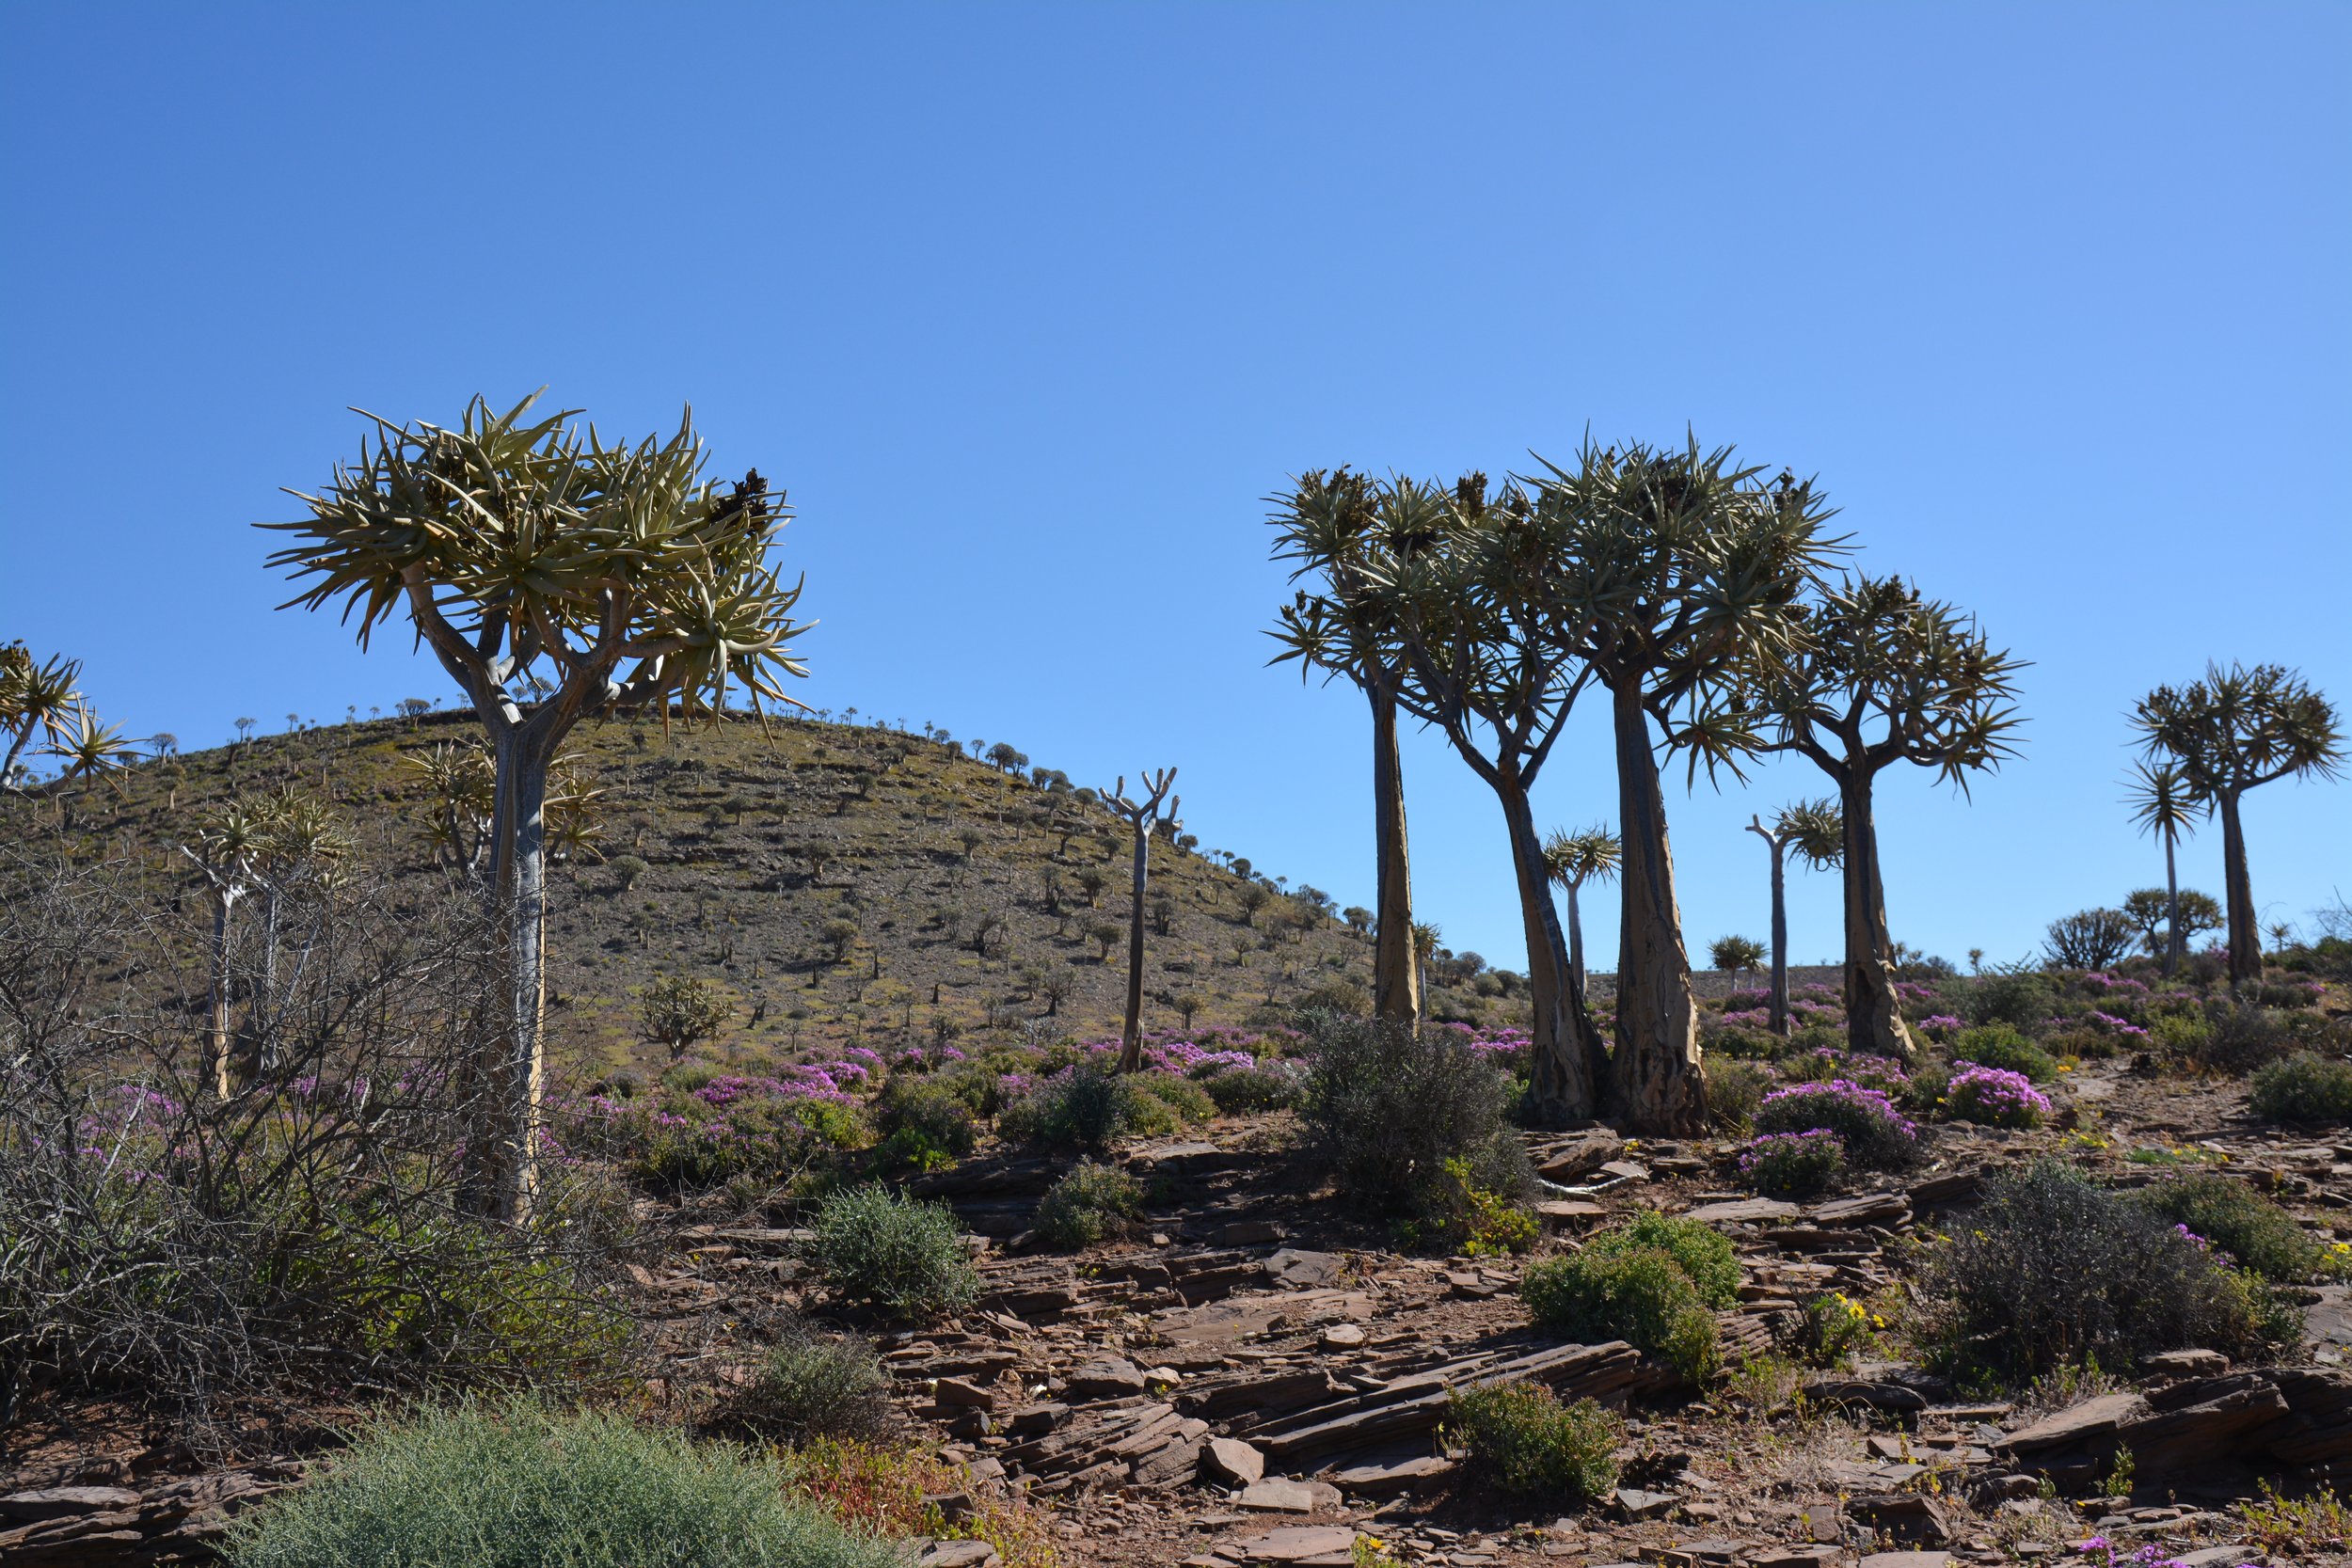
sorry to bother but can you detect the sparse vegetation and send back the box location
[1033,1160,1143,1250]
[803,1183,978,1322]
[1443,1382,1621,1504]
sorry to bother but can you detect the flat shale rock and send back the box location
[1536,1199,1609,1227]
[915,1542,1001,1567]
[1856,1555,1952,1568]
[1205,1437,1265,1486]
[1534,1132,1626,1181]
[1264,1249,1344,1289]
[1994,1392,2153,1456]
[1686,1197,1801,1225]
[1227,1524,1359,1561]
[1612,1487,1679,1520]
[1067,1356,1148,1399]
[1238,1478,1341,1512]
[1330,1455,1454,1496]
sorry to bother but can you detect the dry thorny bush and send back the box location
[0,850,640,1449]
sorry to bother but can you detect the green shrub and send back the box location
[873,1077,977,1159]
[2201,1002,2296,1074]
[1915,1162,2299,1385]
[1443,1382,1621,1503]
[1203,1062,1303,1114]
[1739,1130,1845,1198]
[803,1184,978,1322]
[1705,1058,1774,1134]
[732,1328,897,1444]
[1791,1291,1881,1368]
[1033,1161,1142,1250]
[1950,1024,2057,1081]
[2136,1174,2347,1283]
[1131,1072,1216,1126]
[2250,1053,2352,1124]
[1298,1014,1529,1226]
[1410,1157,1538,1258]
[1965,970,2057,1034]
[224,1402,903,1568]
[997,1067,1193,1150]
[1585,1211,1740,1307]
[2150,1008,2215,1062]
[1522,1248,1722,1382]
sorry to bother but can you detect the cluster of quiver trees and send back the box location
[1269,438,2026,1135]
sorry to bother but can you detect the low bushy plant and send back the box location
[2251,1053,2352,1124]
[1584,1211,1740,1307]
[1949,1024,2057,1081]
[1964,969,2057,1033]
[1790,1291,1882,1368]
[803,1183,978,1322]
[1202,1061,1305,1114]
[1033,1160,1142,1250]
[2201,1001,2296,1074]
[1944,1064,2052,1128]
[874,1076,978,1159]
[1412,1156,1538,1258]
[1916,1161,2299,1385]
[2137,1174,2348,1282]
[1705,1058,1774,1134]
[1298,1014,1530,1226]
[1130,1071,1216,1126]
[1752,1080,1922,1168]
[223,1402,903,1568]
[1442,1381,1621,1503]
[1522,1247,1721,1382]
[997,1067,1146,1150]
[731,1327,897,1444]
[1739,1130,1845,1198]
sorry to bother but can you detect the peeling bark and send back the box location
[1605,681,1705,1133]
[1369,688,1419,1029]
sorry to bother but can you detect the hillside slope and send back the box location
[7,710,1534,1076]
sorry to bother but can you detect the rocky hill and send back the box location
[8,709,1537,1079]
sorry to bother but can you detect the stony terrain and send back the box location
[10,1056,2349,1567]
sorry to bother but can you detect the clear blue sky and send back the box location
[5,3,2347,974]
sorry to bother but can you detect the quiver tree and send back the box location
[246,788,354,1077]
[1519,439,1839,1132]
[1756,573,2023,1062]
[1268,469,1421,1031]
[2122,759,2205,975]
[2122,885,2221,961]
[1,641,85,789]
[183,800,268,1098]
[2132,663,2341,984]
[1106,768,1180,1072]
[1311,471,1608,1125]
[264,391,809,1220]
[1740,800,1841,1035]
[1540,825,1620,997]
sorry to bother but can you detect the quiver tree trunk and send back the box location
[1499,781,1602,1125]
[2217,791,2260,984]
[1118,825,1149,1072]
[1838,775,1917,1062]
[2161,830,2183,975]
[1604,682,1705,1133]
[207,889,242,1100]
[1765,839,1790,1036]
[1369,687,1420,1028]
[1565,883,1586,994]
[466,730,553,1223]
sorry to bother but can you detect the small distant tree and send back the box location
[1756,574,2024,1062]
[640,974,734,1061]
[986,741,1026,773]
[1708,935,1766,976]
[1088,921,1122,961]
[1173,991,1205,1029]
[1,641,85,787]
[234,717,257,745]
[722,792,755,826]
[409,741,496,881]
[2122,759,2203,975]
[2122,886,2221,958]
[1075,866,1107,906]
[1342,905,1373,936]
[150,732,178,758]
[1541,826,1621,997]
[609,853,649,893]
[1235,882,1271,925]
[1038,970,1074,1017]
[819,916,861,963]
[182,799,269,1096]
[266,392,808,1219]
[1104,768,1180,1072]
[2133,663,2343,983]
[1410,922,1441,1005]
[2044,909,2137,972]
[47,706,140,815]
[397,696,434,730]
[1150,894,1175,936]
[957,826,985,860]
[1741,800,1842,1034]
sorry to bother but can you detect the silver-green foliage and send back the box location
[225,1402,908,1568]
[803,1183,978,1321]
